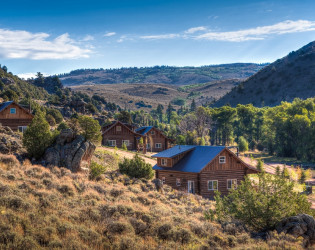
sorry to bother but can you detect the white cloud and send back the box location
[117,35,126,43]
[17,72,49,79]
[185,26,207,34]
[140,34,180,40]
[82,35,94,41]
[0,28,91,59]
[194,20,315,42]
[104,32,116,37]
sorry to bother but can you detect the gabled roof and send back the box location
[152,145,196,158]
[135,126,153,135]
[0,101,14,112]
[102,120,142,136]
[153,146,226,173]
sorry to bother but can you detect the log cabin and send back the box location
[153,145,259,199]
[0,101,33,132]
[102,121,173,153]
[135,126,172,153]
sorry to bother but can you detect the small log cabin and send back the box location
[102,121,173,153]
[135,126,172,153]
[153,145,259,199]
[0,101,33,132]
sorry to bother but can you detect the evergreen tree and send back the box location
[78,115,102,143]
[23,111,54,159]
[238,136,248,152]
[166,103,173,124]
[191,99,196,112]
[256,159,264,172]
[156,104,164,122]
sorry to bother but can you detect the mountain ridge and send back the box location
[214,41,315,107]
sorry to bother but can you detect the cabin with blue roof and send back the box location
[152,145,259,198]
[0,101,33,132]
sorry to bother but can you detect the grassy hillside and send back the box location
[0,151,305,249]
[59,64,266,86]
[215,41,315,107]
[71,79,239,111]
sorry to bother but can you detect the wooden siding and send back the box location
[146,127,171,152]
[156,170,199,194]
[102,122,137,150]
[156,150,192,167]
[0,103,33,131]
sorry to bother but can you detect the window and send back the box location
[176,178,181,186]
[108,140,116,146]
[150,130,155,135]
[161,158,167,166]
[18,126,27,133]
[162,177,165,184]
[116,126,121,132]
[208,180,218,190]
[146,143,151,149]
[188,181,195,194]
[219,156,226,164]
[10,108,16,114]
[227,179,237,190]
[155,143,162,148]
[122,140,129,146]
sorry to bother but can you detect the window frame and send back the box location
[208,180,218,191]
[176,178,181,186]
[161,158,167,166]
[219,156,226,164]
[227,179,237,190]
[122,140,129,146]
[161,177,165,184]
[150,130,155,135]
[108,140,116,147]
[116,126,122,132]
[18,126,27,133]
[10,108,16,114]
[155,143,162,148]
[146,143,151,149]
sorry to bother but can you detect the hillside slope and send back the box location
[215,41,315,107]
[0,151,306,249]
[59,63,266,86]
[0,66,48,101]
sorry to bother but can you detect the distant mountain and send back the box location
[58,63,267,86]
[215,41,315,107]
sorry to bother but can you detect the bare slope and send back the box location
[215,41,315,107]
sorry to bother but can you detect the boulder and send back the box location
[44,129,96,172]
[276,214,315,246]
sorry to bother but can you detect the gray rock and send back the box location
[276,214,315,246]
[43,129,95,172]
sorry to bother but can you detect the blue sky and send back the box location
[0,0,314,78]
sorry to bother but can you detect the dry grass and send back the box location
[0,154,307,249]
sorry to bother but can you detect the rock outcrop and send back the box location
[44,129,96,172]
[0,126,26,156]
[276,214,315,246]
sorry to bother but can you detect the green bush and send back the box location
[22,111,54,159]
[122,142,128,151]
[78,115,101,143]
[89,162,106,180]
[215,173,313,231]
[119,154,154,180]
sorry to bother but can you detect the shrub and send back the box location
[119,154,154,180]
[107,221,131,235]
[215,173,313,231]
[22,111,54,159]
[238,136,248,152]
[122,142,128,151]
[78,115,101,143]
[89,162,105,180]
[57,122,69,131]
[157,224,173,240]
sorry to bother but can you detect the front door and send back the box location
[188,180,195,194]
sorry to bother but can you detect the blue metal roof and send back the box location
[135,126,153,135]
[0,101,13,112]
[153,146,226,173]
[152,145,196,158]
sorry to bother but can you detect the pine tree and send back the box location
[191,99,196,112]
[166,103,173,124]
